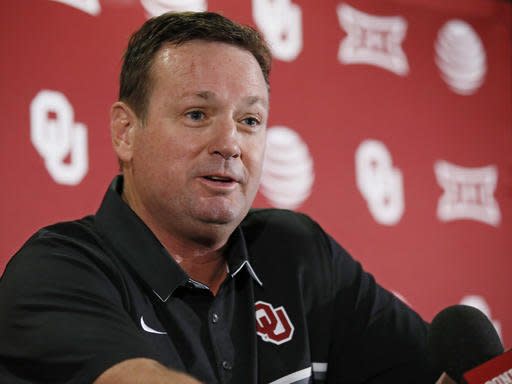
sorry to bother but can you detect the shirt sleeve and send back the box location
[0,231,162,384]
[325,235,440,383]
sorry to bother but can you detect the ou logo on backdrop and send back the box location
[50,0,101,15]
[355,139,404,225]
[252,0,303,62]
[255,301,295,345]
[30,90,89,186]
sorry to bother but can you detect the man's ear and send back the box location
[110,101,139,163]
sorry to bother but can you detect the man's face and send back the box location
[124,41,268,241]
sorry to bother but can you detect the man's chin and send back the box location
[194,204,246,227]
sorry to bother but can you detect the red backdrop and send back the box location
[1,0,511,347]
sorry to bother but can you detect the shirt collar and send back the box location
[224,226,263,286]
[95,175,262,302]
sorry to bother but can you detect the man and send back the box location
[0,12,439,383]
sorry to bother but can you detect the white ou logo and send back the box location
[260,126,314,210]
[337,3,409,76]
[140,0,207,17]
[252,0,302,61]
[30,90,89,186]
[460,295,502,342]
[355,140,404,225]
[435,20,486,95]
[50,0,100,15]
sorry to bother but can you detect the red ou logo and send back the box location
[255,301,295,345]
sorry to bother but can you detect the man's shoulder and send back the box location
[242,208,321,235]
[5,215,114,279]
[22,215,100,251]
[241,208,331,256]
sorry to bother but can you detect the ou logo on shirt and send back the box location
[255,301,294,345]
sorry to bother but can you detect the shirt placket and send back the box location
[208,279,235,384]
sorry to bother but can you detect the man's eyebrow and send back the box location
[245,95,268,108]
[183,91,215,100]
[182,92,268,108]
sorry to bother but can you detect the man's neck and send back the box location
[177,252,228,295]
[145,222,232,295]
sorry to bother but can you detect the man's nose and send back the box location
[208,117,241,160]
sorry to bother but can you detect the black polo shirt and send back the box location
[0,176,438,383]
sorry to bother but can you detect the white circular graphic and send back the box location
[260,126,314,209]
[435,19,486,95]
[141,0,207,18]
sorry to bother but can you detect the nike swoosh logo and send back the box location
[140,316,167,335]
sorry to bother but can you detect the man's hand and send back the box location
[94,358,202,384]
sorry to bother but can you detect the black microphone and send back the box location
[427,305,505,383]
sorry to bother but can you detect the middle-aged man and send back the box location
[0,11,442,384]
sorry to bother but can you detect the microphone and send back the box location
[427,305,511,384]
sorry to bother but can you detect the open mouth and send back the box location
[203,176,235,183]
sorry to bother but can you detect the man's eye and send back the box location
[242,117,260,127]
[186,110,205,121]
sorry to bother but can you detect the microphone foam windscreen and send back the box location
[427,305,504,383]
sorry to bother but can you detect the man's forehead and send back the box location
[156,40,248,62]
[154,41,265,80]
[149,41,269,107]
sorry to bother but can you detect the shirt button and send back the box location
[212,313,219,323]
[222,361,232,370]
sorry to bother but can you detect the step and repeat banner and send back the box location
[1,0,511,346]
